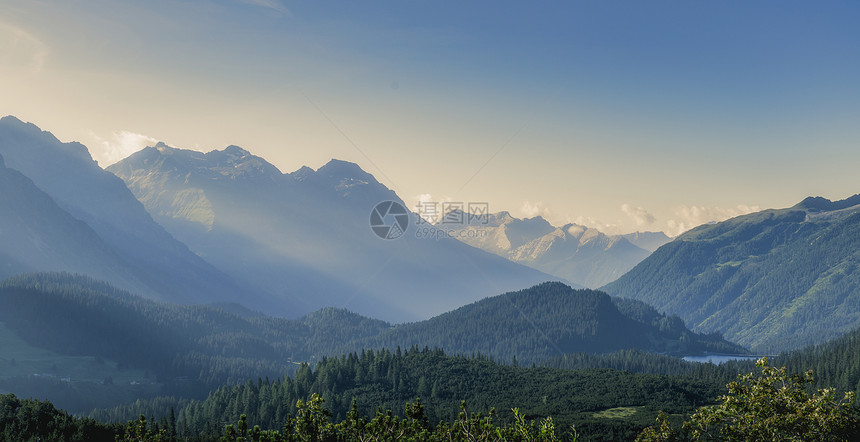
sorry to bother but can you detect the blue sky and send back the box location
[2,1,859,234]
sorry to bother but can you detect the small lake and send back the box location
[682,354,762,364]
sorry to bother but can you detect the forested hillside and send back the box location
[0,273,743,414]
[603,195,860,352]
[0,275,742,374]
[8,325,860,441]
[91,347,722,441]
[0,273,383,388]
[775,324,860,396]
[92,332,860,441]
[0,393,116,441]
[349,282,745,362]
[7,273,860,439]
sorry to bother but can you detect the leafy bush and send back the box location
[637,358,860,441]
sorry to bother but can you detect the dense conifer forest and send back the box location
[5,273,860,440]
[88,347,722,440]
[0,274,742,411]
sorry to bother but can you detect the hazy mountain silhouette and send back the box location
[109,143,559,321]
[0,153,147,290]
[0,116,270,307]
[438,210,670,287]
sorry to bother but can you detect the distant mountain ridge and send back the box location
[795,195,860,212]
[620,231,674,253]
[437,210,670,288]
[603,195,860,352]
[0,117,263,306]
[109,142,558,322]
[0,116,557,321]
[0,153,142,289]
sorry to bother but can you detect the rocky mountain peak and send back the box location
[290,165,315,181]
[794,194,860,212]
[316,159,376,183]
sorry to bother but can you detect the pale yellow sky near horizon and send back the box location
[2,1,858,236]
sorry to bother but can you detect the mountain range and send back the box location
[0,152,137,288]
[0,116,260,307]
[438,211,670,288]
[7,114,860,439]
[6,114,860,357]
[0,116,557,322]
[604,195,860,352]
[106,141,558,322]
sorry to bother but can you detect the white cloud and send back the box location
[621,203,656,226]
[568,215,621,235]
[410,193,454,224]
[87,130,158,166]
[570,215,598,227]
[520,201,552,219]
[666,204,761,236]
[415,193,434,205]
